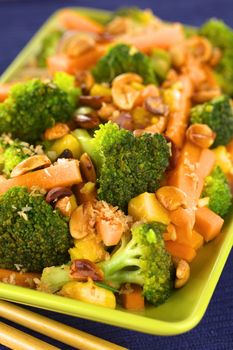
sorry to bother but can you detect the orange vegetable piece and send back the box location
[0,268,40,288]
[58,9,104,33]
[121,285,145,310]
[48,45,106,74]
[165,75,193,148]
[165,241,196,262]
[118,23,184,53]
[0,160,82,195]
[194,207,224,242]
[175,228,204,250]
[169,207,195,239]
[0,83,12,102]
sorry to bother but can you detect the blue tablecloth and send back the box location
[0,1,233,349]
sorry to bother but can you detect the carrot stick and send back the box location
[0,83,12,102]
[194,206,224,242]
[0,160,82,195]
[168,141,202,204]
[121,285,145,310]
[118,24,184,53]
[165,241,196,262]
[165,75,193,148]
[58,9,104,34]
[0,268,40,288]
[169,207,195,239]
[48,45,106,74]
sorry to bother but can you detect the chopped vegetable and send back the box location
[92,44,157,84]
[190,95,233,147]
[99,222,174,306]
[73,122,170,211]
[0,187,72,272]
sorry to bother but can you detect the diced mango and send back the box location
[49,134,82,159]
[61,280,116,309]
[128,192,170,225]
[213,146,233,174]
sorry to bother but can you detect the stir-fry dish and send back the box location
[1,7,233,310]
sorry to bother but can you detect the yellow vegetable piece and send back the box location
[128,192,170,225]
[69,234,107,263]
[49,134,82,160]
[60,280,116,309]
[213,146,233,174]
[90,84,111,97]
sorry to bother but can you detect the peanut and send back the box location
[156,186,188,211]
[186,123,216,148]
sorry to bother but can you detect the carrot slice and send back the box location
[121,285,145,310]
[58,9,104,33]
[0,268,40,288]
[169,207,195,239]
[118,24,184,53]
[194,206,224,242]
[165,75,193,148]
[165,241,196,262]
[0,83,12,102]
[0,160,82,195]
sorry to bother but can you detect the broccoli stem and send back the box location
[72,129,102,168]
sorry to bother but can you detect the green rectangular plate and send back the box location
[0,7,233,336]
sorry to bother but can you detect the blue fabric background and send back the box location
[0,1,232,349]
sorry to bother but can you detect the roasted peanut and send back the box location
[58,32,95,58]
[69,203,94,239]
[186,123,216,148]
[175,259,190,288]
[70,259,104,281]
[79,153,97,183]
[156,186,188,211]
[10,155,51,178]
[73,113,100,129]
[112,73,142,110]
[43,123,70,140]
[188,36,213,62]
[192,87,221,103]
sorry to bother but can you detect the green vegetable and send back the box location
[111,6,154,24]
[0,135,37,176]
[99,222,174,306]
[73,122,170,211]
[0,186,72,272]
[190,95,233,147]
[200,19,233,96]
[92,44,157,84]
[202,166,232,217]
[37,30,63,67]
[39,265,71,293]
[0,72,80,142]
[150,48,171,81]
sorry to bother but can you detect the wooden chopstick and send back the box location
[0,321,59,350]
[0,300,128,350]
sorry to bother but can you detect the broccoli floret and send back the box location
[92,44,157,84]
[0,72,80,142]
[190,95,233,147]
[73,122,170,211]
[37,30,63,67]
[199,19,233,96]
[202,166,232,217]
[39,265,71,293]
[99,222,174,306]
[0,186,72,272]
[0,135,37,176]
